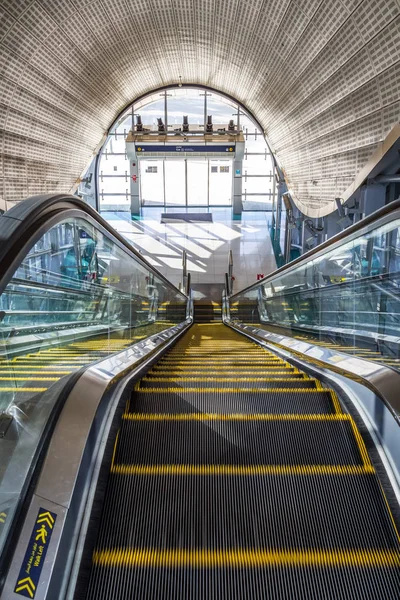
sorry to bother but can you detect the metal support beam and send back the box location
[182,250,187,293]
[275,194,282,230]
[284,218,292,264]
[228,250,233,294]
[373,175,400,183]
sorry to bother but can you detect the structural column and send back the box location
[232,159,243,215]
[130,160,140,216]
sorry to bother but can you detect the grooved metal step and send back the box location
[115,416,363,466]
[129,390,338,414]
[85,323,400,600]
[138,378,319,389]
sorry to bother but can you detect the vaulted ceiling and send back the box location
[1,0,399,216]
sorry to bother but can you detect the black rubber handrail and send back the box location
[0,193,186,299]
[230,199,400,298]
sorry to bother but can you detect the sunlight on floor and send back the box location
[102,209,277,290]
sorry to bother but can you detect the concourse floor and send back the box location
[102,208,277,291]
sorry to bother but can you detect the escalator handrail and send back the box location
[0,193,187,299]
[225,318,400,423]
[229,198,400,298]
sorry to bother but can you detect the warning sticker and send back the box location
[14,508,57,598]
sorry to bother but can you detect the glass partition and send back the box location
[229,216,400,370]
[0,213,187,556]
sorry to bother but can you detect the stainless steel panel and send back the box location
[1,495,66,600]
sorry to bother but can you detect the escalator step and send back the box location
[88,474,400,599]
[115,416,363,466]
[89,559,400,600]
[130,390,337,414]
[152,362,294,368]
[146,370,305,377]
[93,473,397,550]
[139,378,318,389]
[158,360,286,365]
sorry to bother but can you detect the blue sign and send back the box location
[136,145,235,153]
[14,508,57,598]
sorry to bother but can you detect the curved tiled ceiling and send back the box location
[0,0,400,216]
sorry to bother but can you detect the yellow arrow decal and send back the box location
[0,512,6,523]
[37,511,54,528]
[15,577,35,598]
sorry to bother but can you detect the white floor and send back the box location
[103,208,277,293]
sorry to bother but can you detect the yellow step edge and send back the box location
[111,464,375,477]
[149,371,303,376]
[135,387,334,394]
[0,387,48,392]
[169,356,276,359]
[13,357,94,361]
[92,546,398,569]
[9,364,88,368]
[123,413,350,421]
[140,377,316,383]
[348,417,373,468]
[0,371,72,374]
[159,360,285,363]
[0,377,59,381]
[153,365,295,370]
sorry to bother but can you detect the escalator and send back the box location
[0,195,399,599]
[85,323,400,598]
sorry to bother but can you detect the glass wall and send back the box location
[97,87,277,211]
[0,212,187,557]
[229,215,400,370]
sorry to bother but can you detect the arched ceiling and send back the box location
[0,0,399,216]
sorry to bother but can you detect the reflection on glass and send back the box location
[230,218,400,372]
[0,216,187,557]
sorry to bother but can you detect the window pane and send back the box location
[242,195,274,211]
[140,160,164,206]
[167,88,205,128]
[207,94,237,128]
[243,176,274,195]
[100,153,129,176]
[103,134,127,155]
[244,154,274,175]
[165,161,185,205]
[99,175,130,195]
[100,194,130,210]
[244,133,266,151]
[209,160,231,205]
[187,160,208,205]
[136,98,165,130]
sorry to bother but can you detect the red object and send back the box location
[132,175,137,183]
[257,274,265,280]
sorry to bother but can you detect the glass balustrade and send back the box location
[0,213,187,556]
[229,215,400,371]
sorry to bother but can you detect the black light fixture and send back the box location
[136,115,143,132]
[228,119,235,132]
[182,115,189,132]
[157,118,165,132]
[206,115,213,133]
